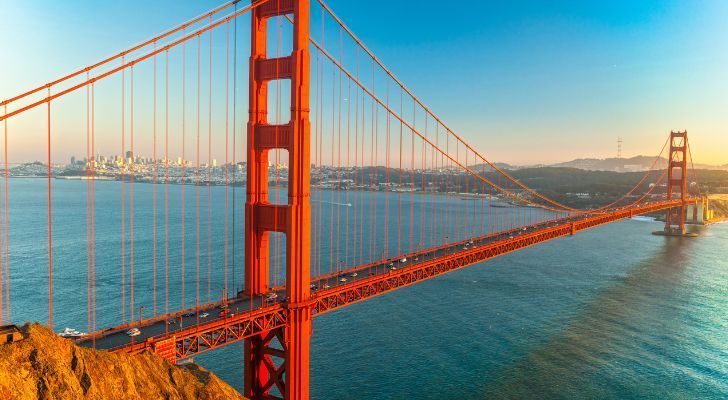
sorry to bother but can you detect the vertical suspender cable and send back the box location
[86,76,91,332]
[420,113,426,250]
[231,3,237,293]
[345,64,350,270]
[196,35,201,321]
[152,42,157,317]
[358,51,365,266]
[130,65,135,323]
[371,62,376,264]
[0,104,5,324]
[384,80,389,258]
[207,20,213,304]
[47,89,53,329]
[0,106,4,325]
[433,124,438,248]
[397,88,402,256]
[313,41,320,280]
[330,48,335,275]
[181,38,187,310]
[153,44,158,316]
[314,10,325,276]
[336,26,343,273]
[353,50,359,267]
[313,43,320,279]
[224,20,230,299]
[164,50,170,332]
[121,61,126,324]
[410,99,415,253]
[91,83,97,336]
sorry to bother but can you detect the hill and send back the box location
[549,156,726,172]
[0,324,246,400]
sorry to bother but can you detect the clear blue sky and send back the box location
[1,0,726,165]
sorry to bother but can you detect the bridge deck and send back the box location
[77,199,693,360]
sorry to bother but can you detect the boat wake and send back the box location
[314,200,352,207]
[630,216,656,223]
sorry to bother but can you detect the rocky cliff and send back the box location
[709,195,728,220]
[0,324,246,400]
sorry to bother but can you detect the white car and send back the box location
[350,272,358,277]
[400,257,407,263]
[126,328,141,337]
[339,277,348,283]
[200,312,210,318]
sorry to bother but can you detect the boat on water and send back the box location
[58,327,86,338]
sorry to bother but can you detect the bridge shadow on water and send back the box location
[477,227,722,400]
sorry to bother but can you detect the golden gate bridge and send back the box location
[0,1,708,399]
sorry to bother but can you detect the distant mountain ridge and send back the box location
[551,156,667,172]
[540,156,725,172]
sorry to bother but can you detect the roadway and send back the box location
[77,200,686,352]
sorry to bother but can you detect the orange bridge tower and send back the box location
[244,0,311,399]
[664,130,688,235]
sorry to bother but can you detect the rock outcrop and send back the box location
[709,195,728,221]
[0,323,246,400]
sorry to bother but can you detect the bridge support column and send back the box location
[664,130,688,235]
[244,328,287,398]
[245,1,311,399]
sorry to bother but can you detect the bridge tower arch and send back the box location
[664,130,689,235]
[244,0,311,399]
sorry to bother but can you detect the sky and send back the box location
[1,0,727,165]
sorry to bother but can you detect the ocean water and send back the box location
[4,179,727,399]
